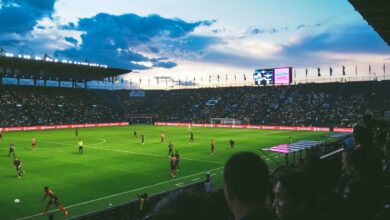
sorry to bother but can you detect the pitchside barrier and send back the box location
[154,122,353,133]
[0,122,129,132]
[69,180,206,220]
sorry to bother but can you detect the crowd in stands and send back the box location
[142,114,390,220]
[121,81,386,127]
[0,86,123,127]
[1,81,388,128]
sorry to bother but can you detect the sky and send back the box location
[1,0,390,85]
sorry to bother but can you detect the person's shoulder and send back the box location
[241,209,276,220]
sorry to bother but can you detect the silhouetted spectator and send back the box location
[224,152,274,220]
[340,147,383,220]
[272,169,316,220]
[148,190,233,220]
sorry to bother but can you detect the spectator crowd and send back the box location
[1,80,389,129]
[0,85,123,127]
[121,81,384,127]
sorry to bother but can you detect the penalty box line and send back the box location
[15,166,224,220]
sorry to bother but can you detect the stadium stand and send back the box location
[0,85,123,127]
[121,81,389,127]
[2,81,389,128]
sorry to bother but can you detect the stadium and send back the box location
[0,0,390,220]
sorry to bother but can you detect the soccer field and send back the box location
[0,125,328,220]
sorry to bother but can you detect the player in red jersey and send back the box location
[160,132,166,144]
[170,154,177,177]
[174,150,180,171]
[38,186,68,216]
[32,136,37,151]
[210,139,216,154]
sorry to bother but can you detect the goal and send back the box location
[210,118,242,125]
[126,114,158,125]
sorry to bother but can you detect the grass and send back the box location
[0,125,328,220]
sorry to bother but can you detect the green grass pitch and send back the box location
[0,125,328,220]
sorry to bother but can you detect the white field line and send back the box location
[39,139,224,165]
[41,138,106,147]
[174,182,184,187]
[15,166,224,220]
[87,146,224,165]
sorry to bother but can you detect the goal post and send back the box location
[129,117,153,125]
[125,113,159,125]
[210,118,242,125]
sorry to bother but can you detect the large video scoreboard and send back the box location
[254,67,292,85]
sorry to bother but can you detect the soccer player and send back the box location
[32,136,37,151]
[187,124,192,132]
[78,139,84,154]
[141,134,145,145]
[168,142,174,156]
[75,128,78,137]
[133,129,138,138]
[8,142,15,157]
[13,157,24,178]
[0,128,3,141]
[160,132,166,144]
[38,186,68,216]
[229,139,235,148]
[174,150,180,171]
[210,139,215,154]
[170,154,177,177]
[189,132,195,144]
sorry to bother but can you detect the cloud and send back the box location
[64,36,78,45]
[247,26,288,35]
[175,80,198,86]
[56,13,215,69]
[154,76,173,80]
[155,35,222,59]
[0,0,55,35]
[153,60,177,69]
[248,23,324,36]
[251,28,266,35]
[283,23,390,57]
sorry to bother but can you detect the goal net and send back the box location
[126,114,158,125]
[129,117,153,125]
[210,118,242,125]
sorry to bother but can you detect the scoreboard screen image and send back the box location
[254,69,274,85]
[254,67,292,85]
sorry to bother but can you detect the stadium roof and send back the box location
[0,56,131,82]
[349,0,390,46]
